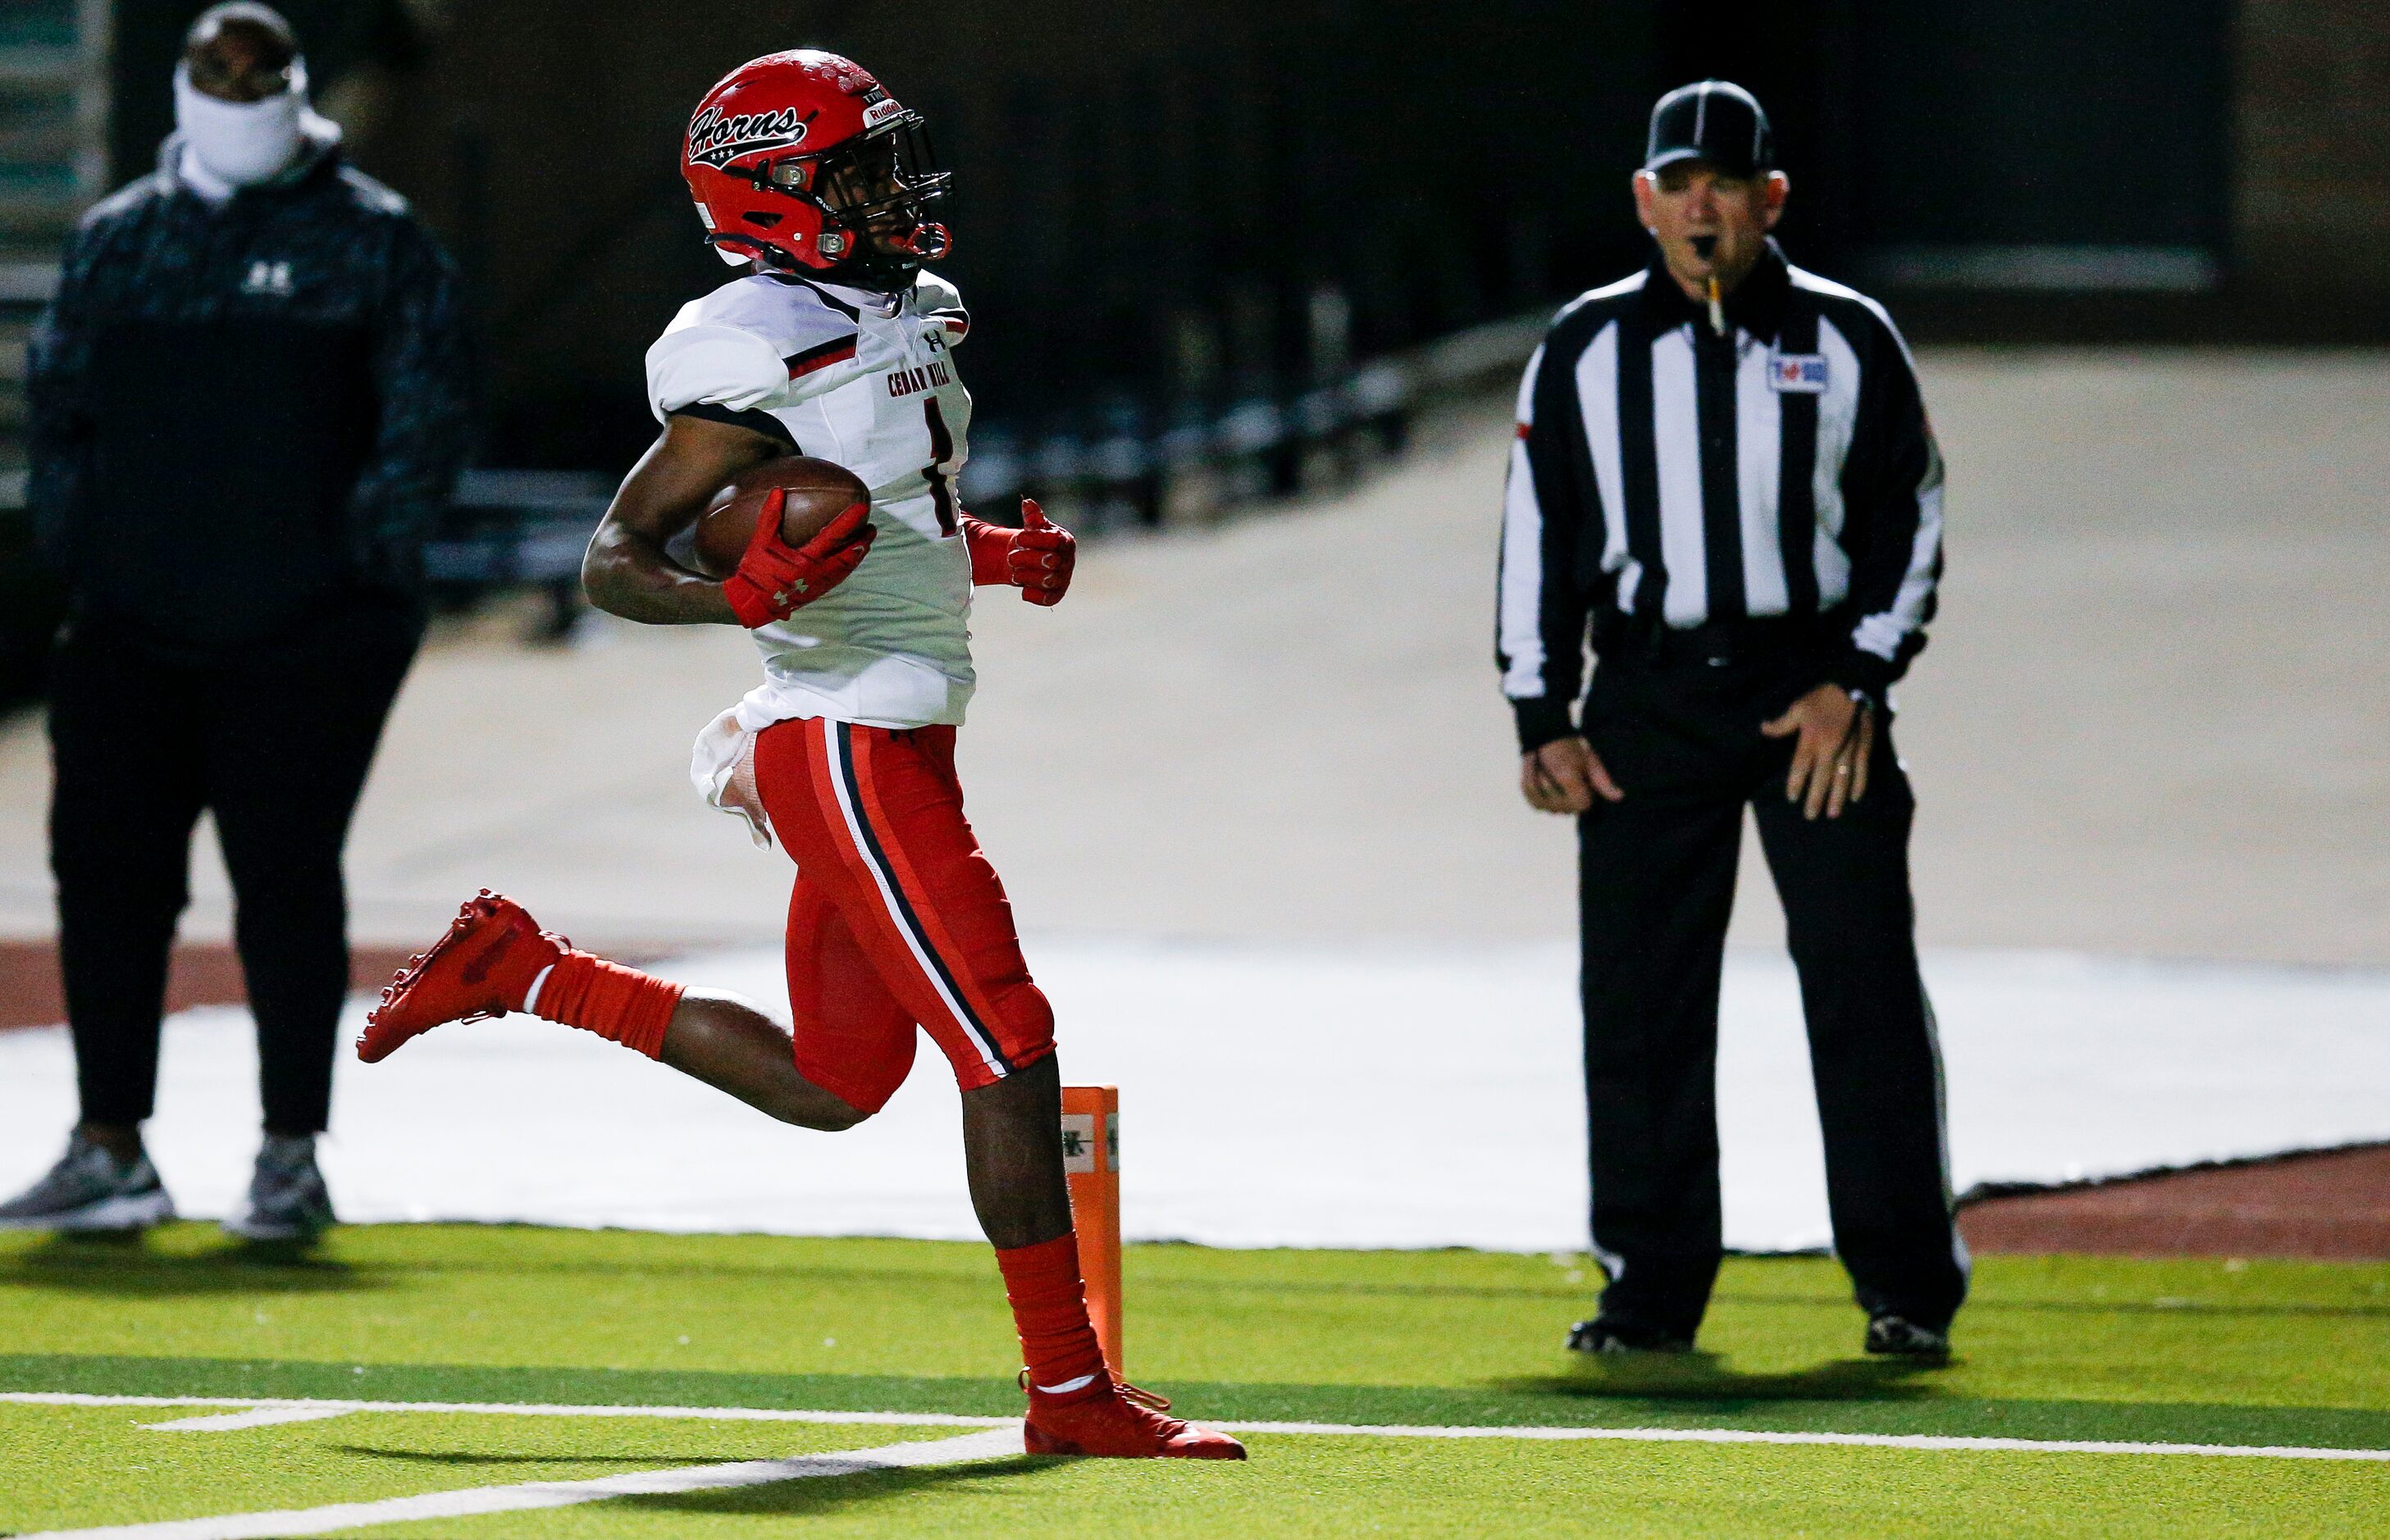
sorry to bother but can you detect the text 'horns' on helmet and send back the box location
[681,49,952,289]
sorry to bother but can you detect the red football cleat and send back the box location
[1023,1378,1247,1460]
[356,891,567,1064]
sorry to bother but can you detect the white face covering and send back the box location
[173,59,312,189]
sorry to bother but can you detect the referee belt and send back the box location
[1608,613,1832,670]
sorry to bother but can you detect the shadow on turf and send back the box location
[617,1456,1061,1519]
[330,1446,1064,1518]
[1494,1354,1950,1405]
[1,1231,395,1296]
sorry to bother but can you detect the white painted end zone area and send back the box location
[0,941,2383,1253]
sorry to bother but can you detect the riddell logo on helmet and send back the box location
[687,104,815,168]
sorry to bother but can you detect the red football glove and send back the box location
[961,498,1075,606]
[721,489,875,629]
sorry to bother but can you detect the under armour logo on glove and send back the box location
[723,489,874,629]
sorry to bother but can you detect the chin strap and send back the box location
[894,221,952,258]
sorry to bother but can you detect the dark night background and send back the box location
[91,0,2265,481]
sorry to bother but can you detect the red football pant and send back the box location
[754,717,1055,1113]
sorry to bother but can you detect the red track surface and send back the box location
[0,938,426,1032]
[1959,1144,2390,1260]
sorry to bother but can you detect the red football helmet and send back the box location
[682,50,952,287]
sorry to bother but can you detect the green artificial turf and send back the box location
[362,1435,2386,1540]
[2,1223,2387,1536]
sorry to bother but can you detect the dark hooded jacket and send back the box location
[25,127,472,654]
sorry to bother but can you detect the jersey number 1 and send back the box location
[922,399,957,536]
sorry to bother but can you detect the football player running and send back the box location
[358,51,1242,1461]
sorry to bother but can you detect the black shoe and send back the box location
[1864,1313,1950,1360]
[1567,1316,1694,1355]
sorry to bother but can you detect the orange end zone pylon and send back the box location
[1060,1084,1123,1375]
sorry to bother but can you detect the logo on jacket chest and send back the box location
[1768,351,1827,393]
[242,260,294,297]
[884,359,951,399]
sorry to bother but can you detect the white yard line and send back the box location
[6,1389,2387,1462]
[141,1406,363,1432]
[11,1426,1027,1540]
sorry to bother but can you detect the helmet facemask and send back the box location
[753,114,951,289]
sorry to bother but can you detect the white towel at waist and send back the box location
[689,702,775,849]
[692,670,966,849]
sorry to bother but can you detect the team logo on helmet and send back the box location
[686,104,815,169]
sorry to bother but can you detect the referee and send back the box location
[1497,81,1965,1358]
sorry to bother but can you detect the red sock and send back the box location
[997,1232,1108,1400]
[527,951,683,1060]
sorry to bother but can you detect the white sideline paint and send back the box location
[1216,1420,2390,1461]
[0,942,2386,1251]
[8,1426,1027,1540]
[7,1390,2387,1464]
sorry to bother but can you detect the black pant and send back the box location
[1576,646,1967,1340]
[48,608,419,1135]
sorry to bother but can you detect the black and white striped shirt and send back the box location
[1496,241,1945,751]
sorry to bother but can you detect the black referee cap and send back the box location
[1644,80,1775,177]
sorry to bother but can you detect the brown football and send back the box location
[691,456,872,579]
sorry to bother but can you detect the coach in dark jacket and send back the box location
[1497,83,1965,1358]
[0,3,469,1242]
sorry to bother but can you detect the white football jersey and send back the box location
[647,268,976,735]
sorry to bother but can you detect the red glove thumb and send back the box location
[799,499,874,558]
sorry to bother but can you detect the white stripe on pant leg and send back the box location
[819,725,1005,1076]
[1920,989,1971,1283]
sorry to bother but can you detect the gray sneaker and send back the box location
[0,1132,176,1232]
[223,1133,335,1242]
